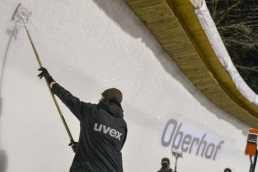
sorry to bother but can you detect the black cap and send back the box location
[224,168,232,172]
[102,88,123,103]
[161,157,170,165]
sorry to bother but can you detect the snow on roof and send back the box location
[192,0,258,105]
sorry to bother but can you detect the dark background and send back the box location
[206,0,258,93]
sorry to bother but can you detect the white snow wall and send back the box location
[0,0,251,171]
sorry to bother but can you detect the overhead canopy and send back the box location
[124,0,258,127]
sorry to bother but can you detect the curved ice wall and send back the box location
[0,0,250,171]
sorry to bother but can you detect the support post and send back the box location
[250,149,258,172]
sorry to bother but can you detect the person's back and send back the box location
[52,85,127,172]
[158,167,173,172]
[69,99,127,171]
[38,68,127,172]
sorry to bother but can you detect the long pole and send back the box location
[24,26,74,143]
[174,156,178,172]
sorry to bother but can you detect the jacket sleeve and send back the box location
[51,83,90,120]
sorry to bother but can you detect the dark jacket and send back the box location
[157,167,173,172]
[52,84,127,172]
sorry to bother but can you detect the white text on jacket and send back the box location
[94,123,122,141]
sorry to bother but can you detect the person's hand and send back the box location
[69,141,78,153]
[38,67,55,84]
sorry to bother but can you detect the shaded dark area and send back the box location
[206,0,258,93]
[0,149,7,172]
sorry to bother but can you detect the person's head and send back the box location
[224,168,232,172]
[101,88,123,104]
[161,157,170,167]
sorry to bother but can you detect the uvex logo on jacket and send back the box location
[94,123,122,141]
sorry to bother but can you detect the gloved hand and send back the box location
[69,141,78,153]
[38,67,55,84]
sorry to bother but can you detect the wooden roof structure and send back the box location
[124,0,258,127]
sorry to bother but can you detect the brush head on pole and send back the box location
[12,3,31,25]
